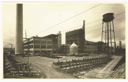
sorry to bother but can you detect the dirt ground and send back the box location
[15,56,75,79]
[15,55,124,79]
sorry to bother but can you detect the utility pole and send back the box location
[25,29,30,64]
[9,43,13,55]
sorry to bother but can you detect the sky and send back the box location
[2,2,125,48]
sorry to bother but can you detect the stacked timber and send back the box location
[53,55,112,74]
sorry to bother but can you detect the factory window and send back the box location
[46,41,52,43]
[35,51,40,53]
[34,40,40,43]
[30,45,33,48]
[41,42,46,45]
[41,39,46,42]
[47,45,52,48]
[41,45,46,48]
[34,45,40,48]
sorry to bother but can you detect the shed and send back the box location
[69,42,78,55]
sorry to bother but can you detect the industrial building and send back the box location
[4,3,125,79]
[25,18,107,56]
[23,20,106,56]
[66,20,104,54]
[24,32,61,56]
[84,41,98,53]
[84,41,107,54]
[66,20,85,53]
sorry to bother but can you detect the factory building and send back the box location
[84,41,98,53]
[66,20,106,54]
[24,32,61,56]
[24,36,53,55]
[66,20,85,53]
[23,19,106,56]
[43,34,59,51]
[84,41,105,53]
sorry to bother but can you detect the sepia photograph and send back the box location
[3,2,125,79]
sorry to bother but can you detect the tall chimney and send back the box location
[119,41,122,49]
[15,4,23,55]
[58,31,61,48]
[82,20,85,41]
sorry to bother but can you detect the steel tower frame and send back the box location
[101,13,116,55]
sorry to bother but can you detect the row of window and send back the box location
[24,39,52,44]
[24,45,53,48]
[34,39,52,43]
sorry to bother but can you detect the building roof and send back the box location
[43,34,58,39]
[70,42,78,48]
[66,28,83,35]
[85,40,98,45]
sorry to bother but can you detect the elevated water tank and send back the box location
[69,42,78,55]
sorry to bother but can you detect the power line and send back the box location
[86,12,125,26]
[38,24,82,37]
[36,11,124,38]
[36,4,101,35]
[34,5,124,37]
[64,25,82,32]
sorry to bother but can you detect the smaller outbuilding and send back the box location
[69,42,78,55]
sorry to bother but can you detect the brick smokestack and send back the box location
[15,4,23,55]
[82,20,85,41]
[58,31,61,48]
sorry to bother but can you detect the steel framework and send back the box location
[101,13,116,55]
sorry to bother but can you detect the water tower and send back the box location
[101,13,116,55]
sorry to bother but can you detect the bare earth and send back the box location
[15,56,75,79]
[15,55,123,79]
